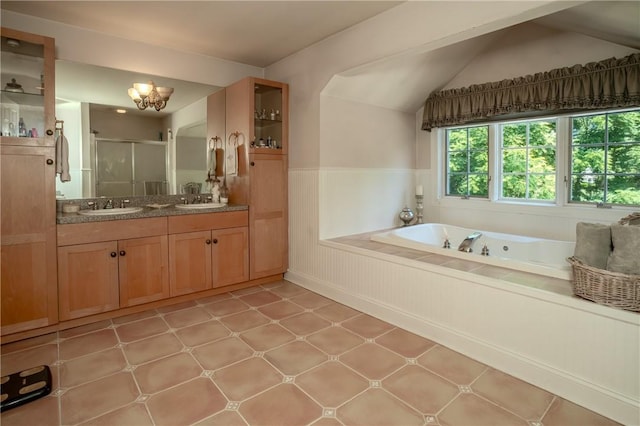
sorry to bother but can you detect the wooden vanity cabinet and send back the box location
[168,211,249,296]
[0,29,58,336]
[57,218,169,320]
[226,77,289,280]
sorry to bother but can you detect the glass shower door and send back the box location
[96,140,133,196]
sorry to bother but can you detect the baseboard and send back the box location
[285,270,639,425]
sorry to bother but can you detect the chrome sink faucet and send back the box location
[458,232,482,252]
[104,199,113,209]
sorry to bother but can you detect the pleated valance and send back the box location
[421,53,640,131]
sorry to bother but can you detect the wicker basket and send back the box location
[567,256,640,312]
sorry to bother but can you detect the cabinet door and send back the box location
[58,242,119,320]
[169,231,212,296]
[249,154,288,279]
[1,145,58,335]
[119,235,169,307]
[212,227,249,287]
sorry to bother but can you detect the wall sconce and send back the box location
[127,81,174,111]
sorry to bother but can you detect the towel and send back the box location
[607,224,640,275]
[55,134,71,182]
[573,222,611,269]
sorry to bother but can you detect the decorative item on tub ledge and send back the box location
[127,81,173,111]
[399,207,415,226]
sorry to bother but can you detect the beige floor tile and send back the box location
[472,368,554,420]
[0,280,622,426]
[418,345,487,385]
[314,303,361,322]
[163,306,212,329]
[239,383,322,425]
[175,320,230,347]
[265,341,327,375]
[79,403,153,426]
[279,312,331,336]
[268,282,308,298]
[290,291,333,309]
[122,333,183,365]
[156,300,197,313]
[192,337,254,371]
[341,314,395,339]
[111,309,157,325]
[296,361,369,407]
[383,364,459,414]
[438,393,528,426]
[238,289,282,306]
[0,333,57,355]
[0,395,59,426]
[337,388,424,426]
[542,398,621,426]
[59,329,118,360]
[240,323,295,351]
[257,300,305,320]
[59,347,127,388]
[203,298,250,317]
[214,357,282,401]
[306,326,364,355]
[194,410,248,426]
[376,327,436,358]
[219,310,270,332]
[58,320,111,339]
[133,352,202,394]
[115,317,168,343]
[340,343,405,380]
[1,344,58,377]
[146,378,227,426]
[195,292,232,305]
[60,372,138,425]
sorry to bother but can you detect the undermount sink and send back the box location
[78,207,144,216]
[175,203,226,210]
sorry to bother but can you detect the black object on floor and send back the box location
[0,365,52,412]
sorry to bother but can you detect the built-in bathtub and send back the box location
[371,223,575,280]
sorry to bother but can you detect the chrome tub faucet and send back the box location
[458,232,482,252]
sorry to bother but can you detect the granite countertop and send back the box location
[57,204,248,225]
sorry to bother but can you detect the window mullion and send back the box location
[489,124,498,201]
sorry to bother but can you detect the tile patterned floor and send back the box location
[1,281,618,426]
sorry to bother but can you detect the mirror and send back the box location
[54,60,221,199]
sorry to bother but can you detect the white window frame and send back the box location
[436,108,639,209]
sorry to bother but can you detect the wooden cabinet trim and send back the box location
[167,210,248,234]
[57,217,167,246]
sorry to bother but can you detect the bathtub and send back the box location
[371,223,575,280]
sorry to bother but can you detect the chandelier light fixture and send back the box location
[127,81,174,111]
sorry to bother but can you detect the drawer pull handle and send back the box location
[213,239,218,244]
[46,159,54,165]
[205,239,211,245]
[46,129,54,136]
[119,250,126,256]
[250,161,255,166]
[110,252,117,258]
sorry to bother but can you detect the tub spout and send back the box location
[458,232,482,252]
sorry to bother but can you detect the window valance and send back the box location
[421,53,640,131]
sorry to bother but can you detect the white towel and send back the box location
[55,134,71,182]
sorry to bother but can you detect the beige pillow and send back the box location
[574,222,612,269]
[607,224,640,275]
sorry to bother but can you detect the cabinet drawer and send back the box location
[168,210,248,234]
[57,217,168,246]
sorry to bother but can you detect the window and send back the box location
[570,110,640,205]
[442,108,640,207]
[445,126,488,198]
[501,119,557,201]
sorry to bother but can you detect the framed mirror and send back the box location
[54,60,221,199]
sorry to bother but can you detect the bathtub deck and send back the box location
[330,229,574,298]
